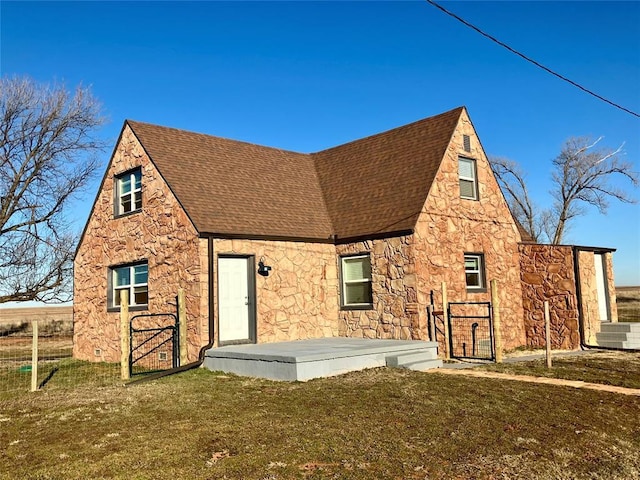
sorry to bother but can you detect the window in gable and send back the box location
[340,254,373,309]
[459,157,478,200]
[464,253,485,291]
[108,262,148,310]
[115,168,142,216]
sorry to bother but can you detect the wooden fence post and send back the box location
[120,290,130,380]
[544,300,552,368]
[441,282,450,360]
[427,305,435,342]
[178,288,188,366]
[490,279,503,363]
[31,320,38,392]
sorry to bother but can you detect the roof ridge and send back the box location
[126,120,311,158]
[313,106,465,155]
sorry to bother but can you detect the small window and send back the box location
[340,255,373,308]
[459,157,478,200]
[109,262,148,308]
[115,168,142,216]
[464,254,485,290]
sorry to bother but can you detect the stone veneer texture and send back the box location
[213,239,339,345]
[519,244,580,349]
[577,250,618,344]
[414,110,526,352]
[336,110,527,352]
[73,126,209,363]
[336,236,419,340]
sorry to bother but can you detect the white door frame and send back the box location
[594,253,611,322]
[217,255,256,345]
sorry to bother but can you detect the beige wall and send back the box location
[73,126,209,363]
[213,239,339,345]
[414,110,526,351]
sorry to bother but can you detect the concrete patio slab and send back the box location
[203,338,439,381]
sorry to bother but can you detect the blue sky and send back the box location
[1,1,639,286]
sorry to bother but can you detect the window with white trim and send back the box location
[110,262,148,308]
[115,168,142,216]
[340,255,373,308]
[464,254,485,290]
[459,157,478,200]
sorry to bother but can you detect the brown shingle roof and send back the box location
[127,121,333,240]
[126,107,463,241]
[314,107,463,240]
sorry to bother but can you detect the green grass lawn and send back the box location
[1,355,639,480]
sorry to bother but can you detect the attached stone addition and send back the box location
[519,244,580,349]
[577,250,618,344]
[73,126,209,363]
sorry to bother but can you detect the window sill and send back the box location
[466,288,487,294]
[114,209,142,220]
[107,305,148,313]
[340,304,374,311]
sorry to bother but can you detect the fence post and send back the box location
[427,305,435,342]
[120,290,130,380]
[178,288,188,366]
[31,320,38,392]
[490,279,503,363]
[544,300,552,368]
[441,282,450,360]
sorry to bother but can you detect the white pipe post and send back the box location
[30,320,38,392]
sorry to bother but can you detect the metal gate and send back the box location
[447,302,495,361]
[130,313,179,374]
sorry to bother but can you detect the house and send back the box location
[72,107,618,365]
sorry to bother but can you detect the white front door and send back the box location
[218,257,253,344]
[594,253,610,322]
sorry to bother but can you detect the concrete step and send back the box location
[597,332,640,342]
[386,349,438,367]
[600,322,640,333]
[399,359,443,371]
[597,340,640,349]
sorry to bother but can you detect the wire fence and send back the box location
[0,312,120,396]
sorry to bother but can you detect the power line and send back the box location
[425,0,640,119]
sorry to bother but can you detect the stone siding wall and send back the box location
[213,239,339,344]
[414,110,526,352]
[336,236,420,340]
[577,250,618,343]
[577,250,599,343]
[605,253,618,322]
[73,125,209,363]
[519,245,580,349]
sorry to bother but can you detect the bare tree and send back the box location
[490,137,638,244]
[0,76,106,303]
[489,156,542,242]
